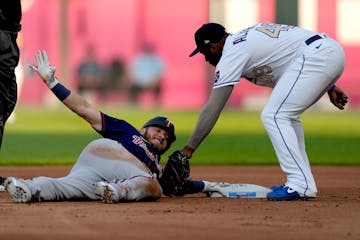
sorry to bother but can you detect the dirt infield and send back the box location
[0,166,359,240]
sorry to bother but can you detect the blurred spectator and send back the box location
[129,42,165,105]
[96,57,127,103]
[76,44,104,95]
[105,58,126,91]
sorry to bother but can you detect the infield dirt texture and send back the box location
[0,166,359,240]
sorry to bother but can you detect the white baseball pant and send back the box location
[260,36,345,197]
[22,138,162,201]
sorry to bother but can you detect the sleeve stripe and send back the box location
[213,80,239,88]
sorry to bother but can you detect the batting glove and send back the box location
[29,50,58,89]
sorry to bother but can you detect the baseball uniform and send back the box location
[14,113,163,201]
[185,23,345,199]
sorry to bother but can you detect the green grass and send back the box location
[1,106,359,165]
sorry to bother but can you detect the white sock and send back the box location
[202,181,215,192]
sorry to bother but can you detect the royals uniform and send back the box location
[214,23,345,197]
[20,113,162,201]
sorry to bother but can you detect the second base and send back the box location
[209,183,271,198]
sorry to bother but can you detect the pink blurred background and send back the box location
[17,0,360,109]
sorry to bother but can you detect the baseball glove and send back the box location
[159,150,190,196]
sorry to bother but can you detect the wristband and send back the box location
[51,82,71,101]
[47,77,59,89]
[327,84,336,93]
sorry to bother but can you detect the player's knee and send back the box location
[260,110,275,126]
[146,178,163,200]
[125,176,162,201]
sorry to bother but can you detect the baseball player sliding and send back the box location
[175,22,348,201]
[2,50,269,203]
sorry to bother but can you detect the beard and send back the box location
[207,54,222,67]
[142,129,164,155]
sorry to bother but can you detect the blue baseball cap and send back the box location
[189,23,226,57]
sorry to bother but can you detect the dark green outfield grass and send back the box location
[1,107,359,165]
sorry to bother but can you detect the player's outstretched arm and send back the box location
[181,85,233,158]
[29,50,102,131]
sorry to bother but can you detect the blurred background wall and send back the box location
[17,0,360,109]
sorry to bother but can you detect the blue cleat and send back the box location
[267,186,303,201]
[269,185,284,192]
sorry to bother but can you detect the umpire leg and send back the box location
[0,30,20,148]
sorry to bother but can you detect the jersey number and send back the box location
[255,23,294,38]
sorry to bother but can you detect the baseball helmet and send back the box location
[143,116,176,146]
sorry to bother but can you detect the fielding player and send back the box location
[177,23,348,201]
[3,50,249,203]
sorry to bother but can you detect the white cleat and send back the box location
[4,177,32,203]
[93,181,125,203]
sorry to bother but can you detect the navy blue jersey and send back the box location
[96,112,161,175]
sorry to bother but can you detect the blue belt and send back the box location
[305,35,322,45]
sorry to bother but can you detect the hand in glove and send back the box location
[29,50,58,88]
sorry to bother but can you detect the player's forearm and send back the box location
[46,79,101,130]
[184,85,233,158]
[61,89,102,130]
[185,104,218,153]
